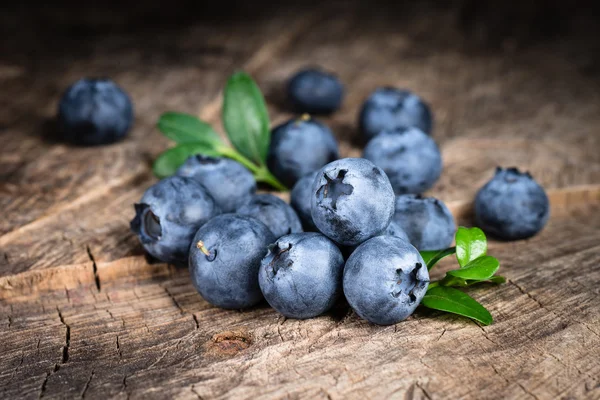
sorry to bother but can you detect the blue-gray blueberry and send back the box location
[189,214,275,309]
[267,115,339,188]
[475,167,549,240]
[359,87,432,141]
[290,171,319,231]
[57,77,134,146]
[130,176,220,265]
[287,68,344,114]
[363,127,442,195]
[237,194,303,239]
[343,236,429,325]
[258,232,345,319]
[311,158,395,246]
[392,194,456,250]
[175,155,256,213]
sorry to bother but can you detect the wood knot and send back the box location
[207,329,253,357]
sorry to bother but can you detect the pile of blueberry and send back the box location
[56,70,549,325]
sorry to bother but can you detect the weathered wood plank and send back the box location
[1,205,599,399]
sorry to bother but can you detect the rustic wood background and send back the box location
[1,1,599,399]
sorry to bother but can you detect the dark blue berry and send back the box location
[175,155,256,213]
[343,236,429,325]
[475,167,549,240]
[259,232,345,319]
[359,87,432,141]
[189,214,275,309]
[130,176,220,265]
[267,115,339,188]
[363,127,442,195]
[287,68,344,114]
[57,78,134,146]
[237,194,303,239]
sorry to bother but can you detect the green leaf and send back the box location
[421,286,493,325]
[420,247,456,271]
[157,112,223,145]
[447,256,499,281]
[152,143,224,178]
[488,275,506,284]
[222,71,270,165]
[455,226,487,268]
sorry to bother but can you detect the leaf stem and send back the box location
[220,147,260,174]
[255,167,287,191]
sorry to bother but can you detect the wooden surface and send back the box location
[1,2,600,399]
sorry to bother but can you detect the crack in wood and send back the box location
[116,335,122,359]
[415,382,433,400]
[80,370,94,398]
[191,385,204,400]
[86,246,101,292]
[192,314,199,330]
[56,307,70,364]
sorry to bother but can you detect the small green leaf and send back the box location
[422,286,493,325]
[488,275,506,284]
[455,226,487,268]
[447,256,499,281]
[420,247,456,271]
[222,71,270,165]
[157,112,223,145]
[152,143,224,178]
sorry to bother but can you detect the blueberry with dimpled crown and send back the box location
[475,167,549,240]
[57,77,134,146]
[237,194,303,239]
[290,171,319,231]
[287,68,344,114]
[258,232,345,319]
[363,127,442,195]
[267,114,339,188]
[129,176,221,265]
[189,214,275,309]
[310,158,395,247]
[359,87,433,141]
[392,194,456,251]
[343,235,430,325]
[175,155,256,213]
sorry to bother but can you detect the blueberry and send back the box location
[475,167,549,240]
[189,214,275,309]
[290,171,319,231]
[343,220,411,259]
[130,176,221,265]
[343,236,429,325]
[392,194,456,251]
[287,68,344,114]
[236,194,303,239]
[258,232,345,319]
[363,127,442,195]
[175,155,256,213]
[267,115,339,188]
[311,158,395,246]
[359,87,433,141]
[57,77,134,146]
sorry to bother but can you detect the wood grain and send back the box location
[1,2,600,399]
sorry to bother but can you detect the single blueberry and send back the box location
[189,214,275,309]
[343,236,429,325]
[287,68,344,114]
[290,171,319,231]
[343,220,411,259]
[267,115,339,188]
[258,232,345,319]
[475,167,550,240]
[359,87,433,141]
[311,158,395,246]
[236,194,303,239]
[130,176,221,265]
[175,155,256,213]
[57,77,134,146]
[392,194,456,251]
[363,127,442,195]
